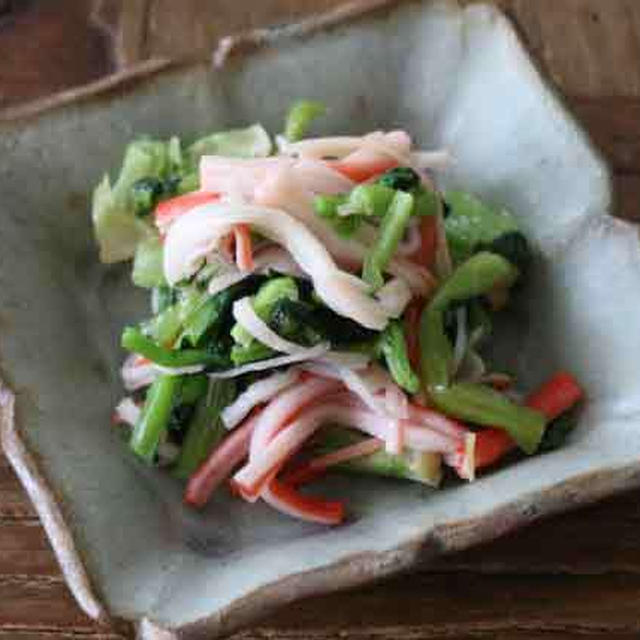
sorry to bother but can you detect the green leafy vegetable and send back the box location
[363,190,414,289]
[92,138,173,263]
[147,275,266,349]
[419,251,545,454]
[268,299,377,347]
[378,167,421,192]
[284,100,326,142]
[313,194,363,237]
[173,379,236,478]
[186,124,272,165]
[92,125,271,267]
[430,251,519,312]
[484,230,531,273]
[130,374,181,462]
[151,286,177,315]
[231,341,273,366]
[132,235,165,288]
[538,410,578,453]
[230,277,300,359]
[341,184,395,217]
[131,177,166,218]
[377,166,439,217]
[378,320,420,394]
[443,191,523,266]
[432,383,545,455]
[178,374,209,405]
[413,188,440,217]
[121,327,229,369]
[316,427,441,486]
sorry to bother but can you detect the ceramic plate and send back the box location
[2,1,638,638]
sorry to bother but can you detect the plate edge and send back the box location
[0,1,624,638]
[0,383,110,624]
[164,462,640,639]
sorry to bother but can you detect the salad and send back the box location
[93,101,583,525]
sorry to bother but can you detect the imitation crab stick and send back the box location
[475,372,584,470]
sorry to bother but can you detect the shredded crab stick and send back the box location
[163,202,392,329]
[154,191,219,233]
[234,402,470,498]
[404,299,424,371]
[207,344,330,379]
[252,166,365,269]
[252,245,305,278]
[233,224,254,272]
[233,297,326,355]
[376,278,412,318]
[184,410,261,508]
[326,131,411,182]
[284,437,383,487]
[261,477,345,525]
[395,219,423,257]
[406,403,468,440]
[249,377,342,461]
[221,369,300,430]
[207,246,306,296]
[200,156,353,198]
[112,397,141,426]
[475,372,584,470]
[385,384,409,455]
[292,158,355,194]
[121,354,158,391]
[253,167,435,296]
[345,392,474,479]
[207,269,247,296]
[412,215,438,270]
[281,131,410,162]
[200,156,292,199]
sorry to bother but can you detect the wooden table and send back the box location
[1,1,639,638]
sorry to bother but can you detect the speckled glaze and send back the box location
[1,1,637,638]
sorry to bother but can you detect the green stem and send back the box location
[121,326,227,368]
[430,383,545,454]
[419,251,545,453]
[173,380,236,479]
[363,190,415,289]
[317,427,441,486]
[284,100,326,141]
[130,375,180,462]
[379,320,420,394]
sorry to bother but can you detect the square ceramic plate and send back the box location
[2,0,638,638]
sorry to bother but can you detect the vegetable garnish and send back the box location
[94,102,584,525]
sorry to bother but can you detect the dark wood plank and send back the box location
[570,97,640,175]
[0,462,36,520]
[0,521,58,576]
[0,632,124,639]
[0,0,113,109]
[0,576,102,630]
[239,573,640,637]
[508,0,640,98]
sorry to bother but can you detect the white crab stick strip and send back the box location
[113,398,141,426]
[232,296,322,355]
[221,369,300,430]
[253,167,435,295]
[120,354,158,391]
[280,130,411,161]
[233,403,459,496]
[163,202,391,330]
[249,377,342,461]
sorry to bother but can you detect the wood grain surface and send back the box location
[1,1,639,638]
